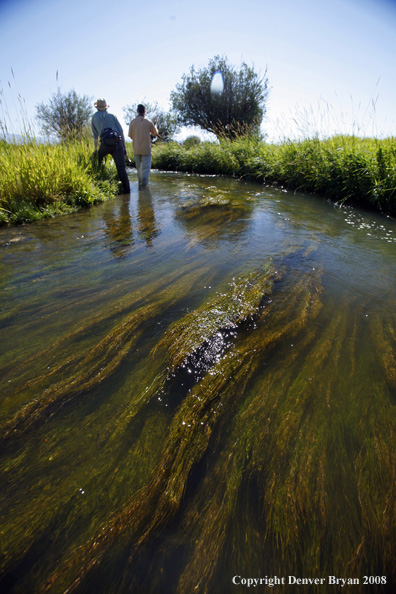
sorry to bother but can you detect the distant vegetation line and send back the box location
[152,135,396,216]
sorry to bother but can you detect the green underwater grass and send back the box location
[2,240,395,593]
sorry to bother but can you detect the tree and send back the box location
[123,101,179,142]
[170,55,269,139]
[36,89,93,142]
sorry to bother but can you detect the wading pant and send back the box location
[98,143,130,194]
[134,154,152,187]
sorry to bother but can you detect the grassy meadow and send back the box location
[152,134,396,216]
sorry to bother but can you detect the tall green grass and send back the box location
[2,132,395,225]
[0,139,120,225]
[153,135,396,215]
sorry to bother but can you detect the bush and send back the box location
[183,136,201,148]
[35,89,93,142]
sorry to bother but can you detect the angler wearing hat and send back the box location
[91,98,130,194]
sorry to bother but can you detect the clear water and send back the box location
[1,171,395,593]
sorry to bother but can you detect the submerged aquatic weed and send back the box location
[0,264,209,441]
[154,263,277,373]
[110,262,281,436]
[1,190,396,593]
[41,264,396,592]
[173,184,255,248]
[42,252,326,592]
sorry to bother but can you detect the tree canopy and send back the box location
[123,101,179,142]
[36,89,93,142]
[170,56,269,139]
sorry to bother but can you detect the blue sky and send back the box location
[0,0,395,141]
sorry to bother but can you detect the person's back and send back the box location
[92,110,123,140]
[129,116,156,156]
[128,105,158,187]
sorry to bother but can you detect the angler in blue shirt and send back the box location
[91,98,130,194]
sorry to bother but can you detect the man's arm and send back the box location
[151,122,158,137]
[112,116,126,150]
[128,121,134,140]
[91,117,99,149]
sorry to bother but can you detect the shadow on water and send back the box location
[0,172,396,593]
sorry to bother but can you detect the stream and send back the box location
[1,170,396,593]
